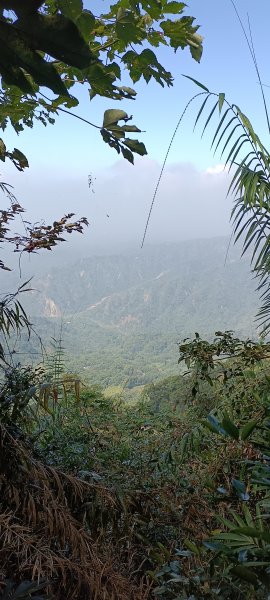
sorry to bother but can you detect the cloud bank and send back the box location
[1,158,233,254]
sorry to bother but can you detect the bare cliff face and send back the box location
[44,297,61,318]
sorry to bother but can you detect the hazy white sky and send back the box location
[5,158,232,250]
[1,0,270,254]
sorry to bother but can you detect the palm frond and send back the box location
[193,91,270,334]
[143,80,270,332]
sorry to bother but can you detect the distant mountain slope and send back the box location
[4,238,260,387]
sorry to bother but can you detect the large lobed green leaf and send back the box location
[0,0,203,164]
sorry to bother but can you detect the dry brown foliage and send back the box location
[0,425,151,599]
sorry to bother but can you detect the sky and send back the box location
[1,0,270,261]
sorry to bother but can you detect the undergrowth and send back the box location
[2,332,270,598]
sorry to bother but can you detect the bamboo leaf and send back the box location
[211,107,231,149]
[221,415,239,440]
[218,92,225,114]
[220,123,242,158]
[228,138,249,171]
[240,420,258,441]
[193,94,210,131]
[201,100,219,138]
[214,116,238,154]
[231,566,258,584]
[234,527,270,543]
[182,75,209,92]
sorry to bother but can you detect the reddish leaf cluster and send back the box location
[10,213,89,254]
[0,193,89,269]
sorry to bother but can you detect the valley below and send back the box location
[5,236,260,394]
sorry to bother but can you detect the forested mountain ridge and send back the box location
[21,237,258,326]
[10,237,260,389]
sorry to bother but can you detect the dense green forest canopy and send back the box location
[2,238,259,391]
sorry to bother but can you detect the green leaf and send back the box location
[193,95,210,130]
[234,526,270,542]
[214,532,254,542]
[201,100,219,138]
[103,109,128,127]
[213,116,238,154]
[10,148,29,170]
[106,125,125,139]
[138,48,159,65]
[205,414,226,436]
[232,479,249,500]
[161,17,203,60]
[184,539,200,555]
[231,565,258,584]
[116,10,145,44]
[121,146,134,163]
[229,510,247,528]
[219,92,225,114]
[162,2,186,14]
[189,35,203,62]
[122,125,141,132]
[16,14,96,70]
[240,419,258,441]
[122,48,173,87]
[220,123,241,158]
[123,138,147,156]
[58,0,83,22]
[0,0,204,176]
[0,21,69,96]
[227,137,249,171]
[221,415,239,440]
[0,138,6,159]
[182,75,209,92]
[107,61,121,80]
[203,539,227,551]
[234,106,257,141]
[119,86,137,97]
[141,0,165,19]
[0,64,35,94]
[211,107,231,149]
[76,10,95,41]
